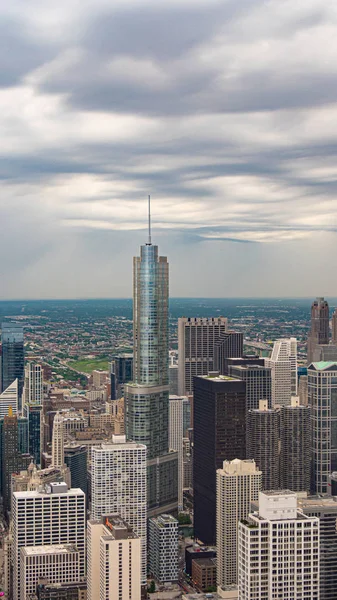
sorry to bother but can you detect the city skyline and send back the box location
[0,0,337,298]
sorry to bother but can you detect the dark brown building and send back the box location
[193,374,246,545]
[308,297,330,363]
[192,557,217,592]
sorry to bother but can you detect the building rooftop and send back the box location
[263,489,295,496]
[199,374,241,382]
[151,513,178,528]
[311,361,337,370]
[21,544,78,556]
[191,557,216,569]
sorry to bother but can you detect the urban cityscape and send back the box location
[0,218,336,599]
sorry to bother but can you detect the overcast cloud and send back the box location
[1,0,337,298]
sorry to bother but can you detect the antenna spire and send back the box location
[147,194,152,245]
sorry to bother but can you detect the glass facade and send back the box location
[64,445,88,496]
[1,323,24,408]
[23,403,42,466]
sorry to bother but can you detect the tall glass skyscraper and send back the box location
[1,323,24,409]
[126,204,178,517]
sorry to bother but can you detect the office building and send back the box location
[20,544,80,599]
[216,459,262,587]
[185,544,216,577]
[238,491,320,599]
[169,364,179,395]
[24,362,43,405]
[214,331,244,375]
[308,361,337,494]
[332,308,337,345]
[169,395,189,511]
[178,317,228,395]
[52,412,64,469]
[246,400,280,491]
[299,374,308,405]
[88,515,141,600]
[1,322,24,407]
[23,402,42,466]
[91,436,147,585]
[267,337,297,407]
[12,483,86,600]
[2,409,31,516]
[148,514,179,583]
[125,213,178,517]
[280,397,311,492]
[12,463,70,494]
[0,378,18,417]
[191,558,217,592]
[229,364,272,411]
[110,353,133,399]
[308,297,330,364]
[301,496,337,600]
[33,582,87,600]
[193,374,246,544]
[64,445,88,496]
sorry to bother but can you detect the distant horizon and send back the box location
[0,296,335,303]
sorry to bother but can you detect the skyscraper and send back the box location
[169,396,187,512]
[24,362,43,405]
[0,378,18,417]
[125,202,178,517]
[216,459,261,588]
[23,403,42,466]
[64,444,88,496]
[52,411,64,469]
[280,397,311,493]
[2,409,31,517]
[1,323,24,408]
[246,400,280,491]
[308,297,330,364]
[193,373,246,544]
[332,308,337,345]
[267,337,297,407]
[238,491,320,600]
[214,331,244,375]
[228,363,272,411]
[111,353,133,399]
[91,436,147,585]
[308,361,337,494]
[148,514,179,583]
[178,317,228,395]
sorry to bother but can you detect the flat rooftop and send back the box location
[199,375,241,382]
[22,544,77,556]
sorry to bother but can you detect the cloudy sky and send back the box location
[1,0,337,299]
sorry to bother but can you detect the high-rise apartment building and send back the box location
[214,331,244,375]
[52,412,64,469]
[238,490,320,600]
[308,361,337,494]
[229,364,272,411]
[20,544,80,599]
[280,397,311,492]
[0,378,18,417]
[299,374,308,405]
[24,362,43,405]
[178,317,228,395]
[169,395,189,511]
[193,374,246,544]
[308,297,330,364]
[125,217,178,517]
[12,483,86,600]
[1,322,24,408]
[148,514,179,583]
[216,459,262,588]
[88,515,141,600]
[267,337,297,407]
[246,400,280,491]
[91,436,147,585]
[301,496,337,600]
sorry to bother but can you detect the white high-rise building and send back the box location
[88,515,141,600]
[169,395,189,511]
[238,490,320,600]
[148,514,179,582]
[267,338,297,407]
[178,316,228,395]
[20,544,80,599]
[216,459,262,588]
[0,378,18,418]
[12,483,86,600]
[24,363,43,405]
[52,411,64,468]
[91,435,147,585]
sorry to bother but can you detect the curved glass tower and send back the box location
[126,201,178,516]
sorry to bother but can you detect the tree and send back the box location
[148,580,155,593]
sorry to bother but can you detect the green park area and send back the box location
[68,358,110,374]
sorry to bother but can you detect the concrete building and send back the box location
[280,397,311,492]
[299,374,308,406]
[238,491,320,599]
[308,361,337,494]
[169,395,189,511]
[12,483,86,600]
[125,218,178,517]
[91,435,147,585]
[332,308,337,345]
[308,297,330,364]
[178,317,228,395]
[169,364,179,395]
[148,514,179,583]
[216,459,262,587]
[214,331,243,375]
[300,495,337,600]
[185,544,216,577]
[267,338,298,407]
[2,410,32,516]
[0,378,18,417]
[87,515,141,600]
[193,374,246,545]
[1,322,24,407]
[246,400,280,491]
[92,370,108,388]
[24,363,43,405]
[192,558,217,592]
[52,412,64,469]
[20,544,80,600]
[228,364,272,411]
[32,582,87,599]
